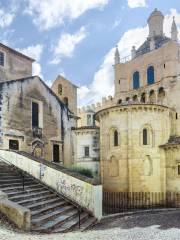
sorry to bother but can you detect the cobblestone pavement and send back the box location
[1,211,180,240]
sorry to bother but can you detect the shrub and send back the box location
[70,166,94,178]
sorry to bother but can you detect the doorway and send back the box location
[53,144,60,162]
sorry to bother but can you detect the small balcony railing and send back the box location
[32,126,42,139]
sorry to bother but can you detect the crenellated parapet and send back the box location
[78,95,115,114]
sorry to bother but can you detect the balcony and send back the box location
[32,127,42,139]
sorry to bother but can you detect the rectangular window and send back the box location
[84,146,89,157]
[9,140,19,150]
[32,102,39,127]
[87,114,92,126]
[178,165,180,175]
[0,52,4,66]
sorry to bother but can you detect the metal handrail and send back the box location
[0,155,82,228]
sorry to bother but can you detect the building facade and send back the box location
[73,107,100,175]
[51,75,78,115]
[0,43,34,82]
[0,44,76,167]
[93,9,180,192]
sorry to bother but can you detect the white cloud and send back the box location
[0,8,15,28]
[51,26,87,64]
[127,0,147,8]
[17,44,44,78]
[78,9,180,107]
[112,18,122,29]
[25,0,109,30]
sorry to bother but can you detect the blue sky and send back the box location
[0,0,179,106]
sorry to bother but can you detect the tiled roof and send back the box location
[0,42,35,62]
[161,136,180,147]
[135,35,170,58]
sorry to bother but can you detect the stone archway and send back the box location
[32,140,44,158]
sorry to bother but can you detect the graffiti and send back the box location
[56,177,92,209]
[40,164,47,179]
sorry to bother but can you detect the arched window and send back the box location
[114,130,118,147]
[143,128,148,145]
[118,99,122,104]
[133,71,140,89]
[147,66,155,85]
[149,90,155,103]
[141,93,146,103]
[58,84,62,95]
[64,97,68,107]
[133,95,138,102]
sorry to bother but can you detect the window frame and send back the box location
[84,146,90,157]
[0,51,5,68]
[9,139,19,150]
[58,84,62,95]
[147,65,155,85]
[31,99,43,129]
[132,71,140,89]
[114,130,119,147]
[143,128,148,145]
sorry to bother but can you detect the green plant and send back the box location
[70,166,94,178]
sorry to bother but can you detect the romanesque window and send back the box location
[114,130,119,146]
[84,146,90,157]
[64,97,68,108]
[0,51,4,67]
[32,102,39,127]
[141,93,146,103]
[58,84,62,95]
[143,128,148,145]
[9,140,19,150]
[133,95,138,102]
[118,99,122,104]
[147,66,155,85]
[178,165,180,175]
[157,87,165,103]
[133,71,140,89]
[149,90,155,103]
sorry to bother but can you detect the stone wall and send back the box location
[95,104,175,192]
[0,44,33,82]
[72,127,100,174]
[51,75,77,115]
[0,76,75,166]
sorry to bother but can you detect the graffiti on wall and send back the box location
[56,177,92,209]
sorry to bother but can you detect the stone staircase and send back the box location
[0,162,97,233]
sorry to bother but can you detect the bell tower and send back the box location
[148,8,164,37]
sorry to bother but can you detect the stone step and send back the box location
[31,205,76,227]
[51,212,89,233]
[0,173,22,177]
[6,186,47,197]
[31,200,68,217]
[0,180,38,188]
[0,175,28,180]
[9,190,50,201]
[0,183,42,192]
[25,198,62,210]
[17,194,57,205]
[32,209,79,232]
[0,178,33,184]
[0,162,97,233]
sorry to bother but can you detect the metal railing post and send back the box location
[78,208,81,229]
[22,174,25,190]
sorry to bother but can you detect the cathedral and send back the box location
[0,8,180,194]
[78,8,180,193]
